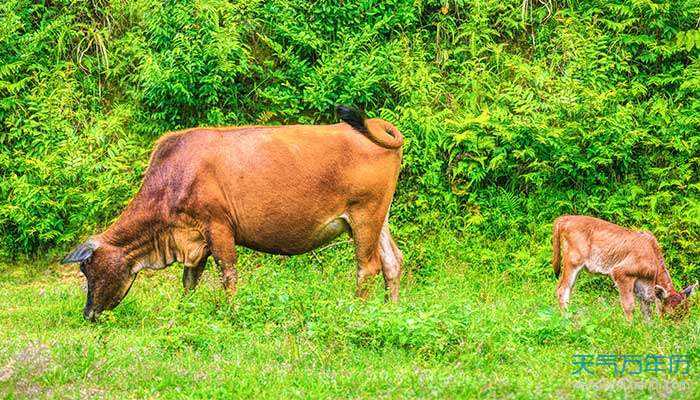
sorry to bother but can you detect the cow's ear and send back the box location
[682,282,698,298]
[655,285,669,300]
[62,241,98,264]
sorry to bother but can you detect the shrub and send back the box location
[0,1,697,280]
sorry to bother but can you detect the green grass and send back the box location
[1,230,698,399]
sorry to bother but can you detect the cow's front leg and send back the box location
[183,255,209,293]
[613,273,635,322]
[207,221,238,296]
[639,299,652,321]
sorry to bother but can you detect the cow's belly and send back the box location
[584,252,612,274]
[235,214,352,255]
[585,250,631,276]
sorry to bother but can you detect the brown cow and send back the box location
[552,215,696,321]
[62,107,404,320]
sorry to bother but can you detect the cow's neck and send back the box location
[654,261,675,294]
[102,202,174,272]
[104,213,206,273]
[131,231,182,273]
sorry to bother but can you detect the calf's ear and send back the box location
[62,241,98,264]
[682,282,698,298]
[654,285,669,300]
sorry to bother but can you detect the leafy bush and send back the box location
[1,1,698,280]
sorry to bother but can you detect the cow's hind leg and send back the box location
[379,222,402,303]
[349,210,385,300]
[207,221,238,295]
[556,252,583,310]
[183,254,209,293]
[355,244,382,300]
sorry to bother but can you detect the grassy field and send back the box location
[1,229,698,399]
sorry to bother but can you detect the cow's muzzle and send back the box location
[83,307,98,322]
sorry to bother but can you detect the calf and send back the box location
[62,106,404,320]
[552,215,696,321]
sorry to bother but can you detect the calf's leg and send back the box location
[379,222,402,303]
[639,299,652,321]
[613,272,635,322]
[556,256,583,310]
[207,221,238,295]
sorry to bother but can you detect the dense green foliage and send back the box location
[1,0,699,279]
[1,233,699,398]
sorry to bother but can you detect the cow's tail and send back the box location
[336,105,403,149]
[552,218,563,278]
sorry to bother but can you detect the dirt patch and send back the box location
[0,360,14,381]
[57,264,84,285]
[0,341,53,398]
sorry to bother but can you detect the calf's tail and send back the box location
[336,105,404,149]
[552,218,562,278]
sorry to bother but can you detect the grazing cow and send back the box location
[552,215,696,321]
[62,107,404,321]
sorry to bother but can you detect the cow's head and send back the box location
[62,238,135,321]
[655,283,698,319]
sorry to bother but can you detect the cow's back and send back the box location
[556,215,659,277]
[140,123,402,254]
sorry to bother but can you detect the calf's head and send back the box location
[655,283,698,319]
[62,238,135,321]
